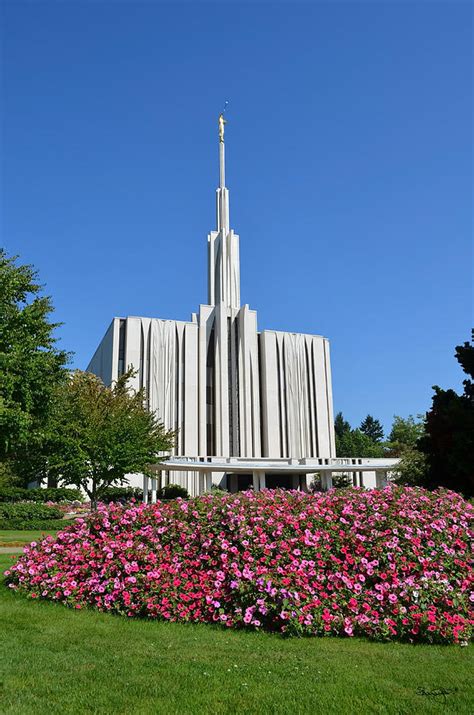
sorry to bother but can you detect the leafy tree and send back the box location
[360,414,384,443]
[0,250,69,470]
[387,415,425,456]
[418,335,474,497]
[45,370,175,509]
[336,428,385,459]
[392,448,428,487]
[0,460,17,488]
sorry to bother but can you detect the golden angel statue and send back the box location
[218,113,227,143]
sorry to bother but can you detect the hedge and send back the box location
[99,487,143,503]
[0,519,73,531]
[0,503,63,521]
[99,484,189,502]
[0,487,83,503]
[159,484,189,500]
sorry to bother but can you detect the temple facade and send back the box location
[87,117,336,493]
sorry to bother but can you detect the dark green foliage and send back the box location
[0,503,62,520]
[99,487,143,504]
[418,335,474,497]
[0,250,69,464]
[0,519,71,530]
[96,484,189,503]
[334,412,350,439]
[31,487,83,503]
[159,483,189,500]
[0,460,18,487]
[455,334,474,378]
[0,487,83,503]
[0,488,30,502]
[359,415,384,443]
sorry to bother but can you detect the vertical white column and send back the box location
[151,478,157,504]
[143,475,149,504]
[198,472,205,495]
[321,472,333,491]
[205,471,212,492]
[252,471,259,491]
[259,473,266,490]
[376,471,388,489]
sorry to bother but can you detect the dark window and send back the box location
[118,319,126,377]
[206,324,215,455]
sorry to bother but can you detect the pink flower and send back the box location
[4,487,472,645]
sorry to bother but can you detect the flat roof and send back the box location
[158,458,398,474]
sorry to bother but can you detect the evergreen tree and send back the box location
[334,412,351,439]
[418,334,474,497]
[360,414,384,443]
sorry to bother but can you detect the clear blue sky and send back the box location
[2,1,472,434]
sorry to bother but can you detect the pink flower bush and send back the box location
[5,487,473,643]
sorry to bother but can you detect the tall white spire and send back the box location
[208,113,240,309]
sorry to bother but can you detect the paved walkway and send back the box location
[0,547,25,554]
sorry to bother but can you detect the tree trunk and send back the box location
[90,483,97,511]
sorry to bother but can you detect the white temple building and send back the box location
[88,117,396,495]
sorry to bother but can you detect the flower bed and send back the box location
[5,487,473,643]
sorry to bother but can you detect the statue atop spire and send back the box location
[218,113,227,143]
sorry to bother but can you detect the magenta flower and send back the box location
[5,486,473,644]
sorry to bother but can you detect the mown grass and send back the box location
[0,530,59,547]
[0,553,472,714]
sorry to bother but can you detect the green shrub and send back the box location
[0,503,63,520]
[29,488,84,503]
[99,487,143,504]
[204,485,228,495]
[392,448,428,487]
[0,487,83,503]
[159,484,189,500]
[0,488,27,502]
[95,484,188,504]
[0,518,73,531]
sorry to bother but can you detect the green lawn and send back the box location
[0,530,59,547]
[0,553,472,714]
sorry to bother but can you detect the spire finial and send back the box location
[218,102,229,188]
[218,101,229,143]
[218,113,226,143]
